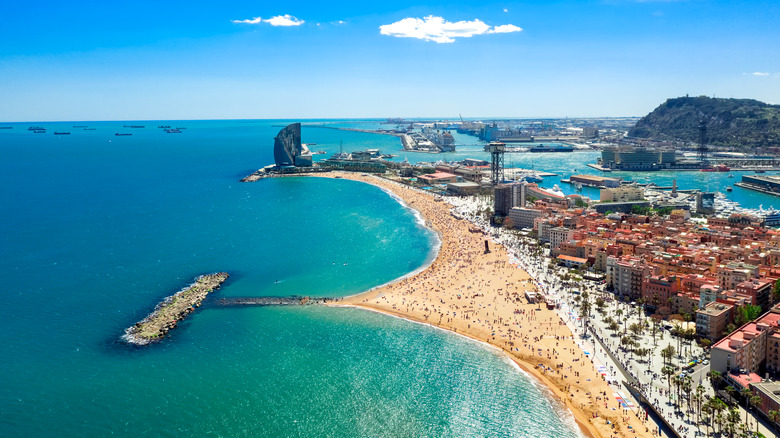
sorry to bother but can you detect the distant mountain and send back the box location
[628,96,780,148]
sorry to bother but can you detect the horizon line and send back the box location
[0,115,643,124]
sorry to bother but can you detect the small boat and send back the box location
[123,125,145,128]
[84,128,96,130]
[72,125,87,128]
[33,130,46,133]
[53,132,70,135]
[756,170,766,173]
[574,182,583,191]
[165,128,182,133]
[115,132,132,136]
[728,174,734,178]
[0,126,13,129]
[726,186,733,192]
[28,126,45,131]
[158,125,171,129]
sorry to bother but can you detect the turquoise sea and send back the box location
[0,120,581,437]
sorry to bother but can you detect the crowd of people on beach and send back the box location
[333,174,652,437]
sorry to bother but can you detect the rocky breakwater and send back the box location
[122,273,229,345]
[214,296,332,306]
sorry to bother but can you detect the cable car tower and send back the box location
[488,141,505,186]
[697,120,708,164]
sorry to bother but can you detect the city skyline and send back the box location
[1,0,778,121]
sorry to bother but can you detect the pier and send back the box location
[214,296,332,306]
[122,273,229,345]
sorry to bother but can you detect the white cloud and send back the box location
[231,14,304,26]
[232,17,264,24]
[265,15,304,26]
[379,15,521,43]
[742,72,770,76]
[489,24,522,33]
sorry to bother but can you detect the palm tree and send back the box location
[715,411,725,435]
[681,375,693,415]
[726,406,741,437]
[726,385,737,406]
[749,394,762,434]
[768,409,780,434]
[702,400,713,435]
[661,344,676,366]
[741,387,752,425]
[692,385,705,429]
[662,365,676,392]
[708,370,723,390]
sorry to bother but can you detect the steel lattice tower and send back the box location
[489,142,505,186]
[698,120,708,163]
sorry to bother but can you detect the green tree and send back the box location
[768,410,780,434]
[708,370,723,389]
[629,322,643,338]
[661,344,676,366]
[749,394,763,434]
[735,304,763,326]
[662,365,676,391]
[774,279,780,304]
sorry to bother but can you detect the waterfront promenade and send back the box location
[317,172,647,438]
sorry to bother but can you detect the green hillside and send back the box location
[628,96,780,148]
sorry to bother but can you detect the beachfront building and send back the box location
[641,275,678,309]
[494,183,526,216]
[710,309,780,378]
[273,123,313,167]
[696,301,733,341]
[557,254,587,268]
[548,227,574,253]
[605,256,649,300]
[447,182,480,196]
[418,172,458,185]
[751,382,780,421]
[507,207,544,230]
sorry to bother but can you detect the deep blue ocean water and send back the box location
[0,120,581,437]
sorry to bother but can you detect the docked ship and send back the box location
[529,144,574,153]
[700,164,730,172]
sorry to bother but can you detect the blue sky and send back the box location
[1,0,778,121]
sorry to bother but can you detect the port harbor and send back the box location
[122,272,229,345]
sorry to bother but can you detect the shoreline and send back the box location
[333,301,595,438]
[304,171,647,438]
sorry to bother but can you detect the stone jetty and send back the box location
[122,273,229,345]
[214,296,331,306]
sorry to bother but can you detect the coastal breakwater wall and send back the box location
[122,273,229,345]
[214,296,332,306]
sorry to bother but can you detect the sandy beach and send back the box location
[310,171,649,438]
